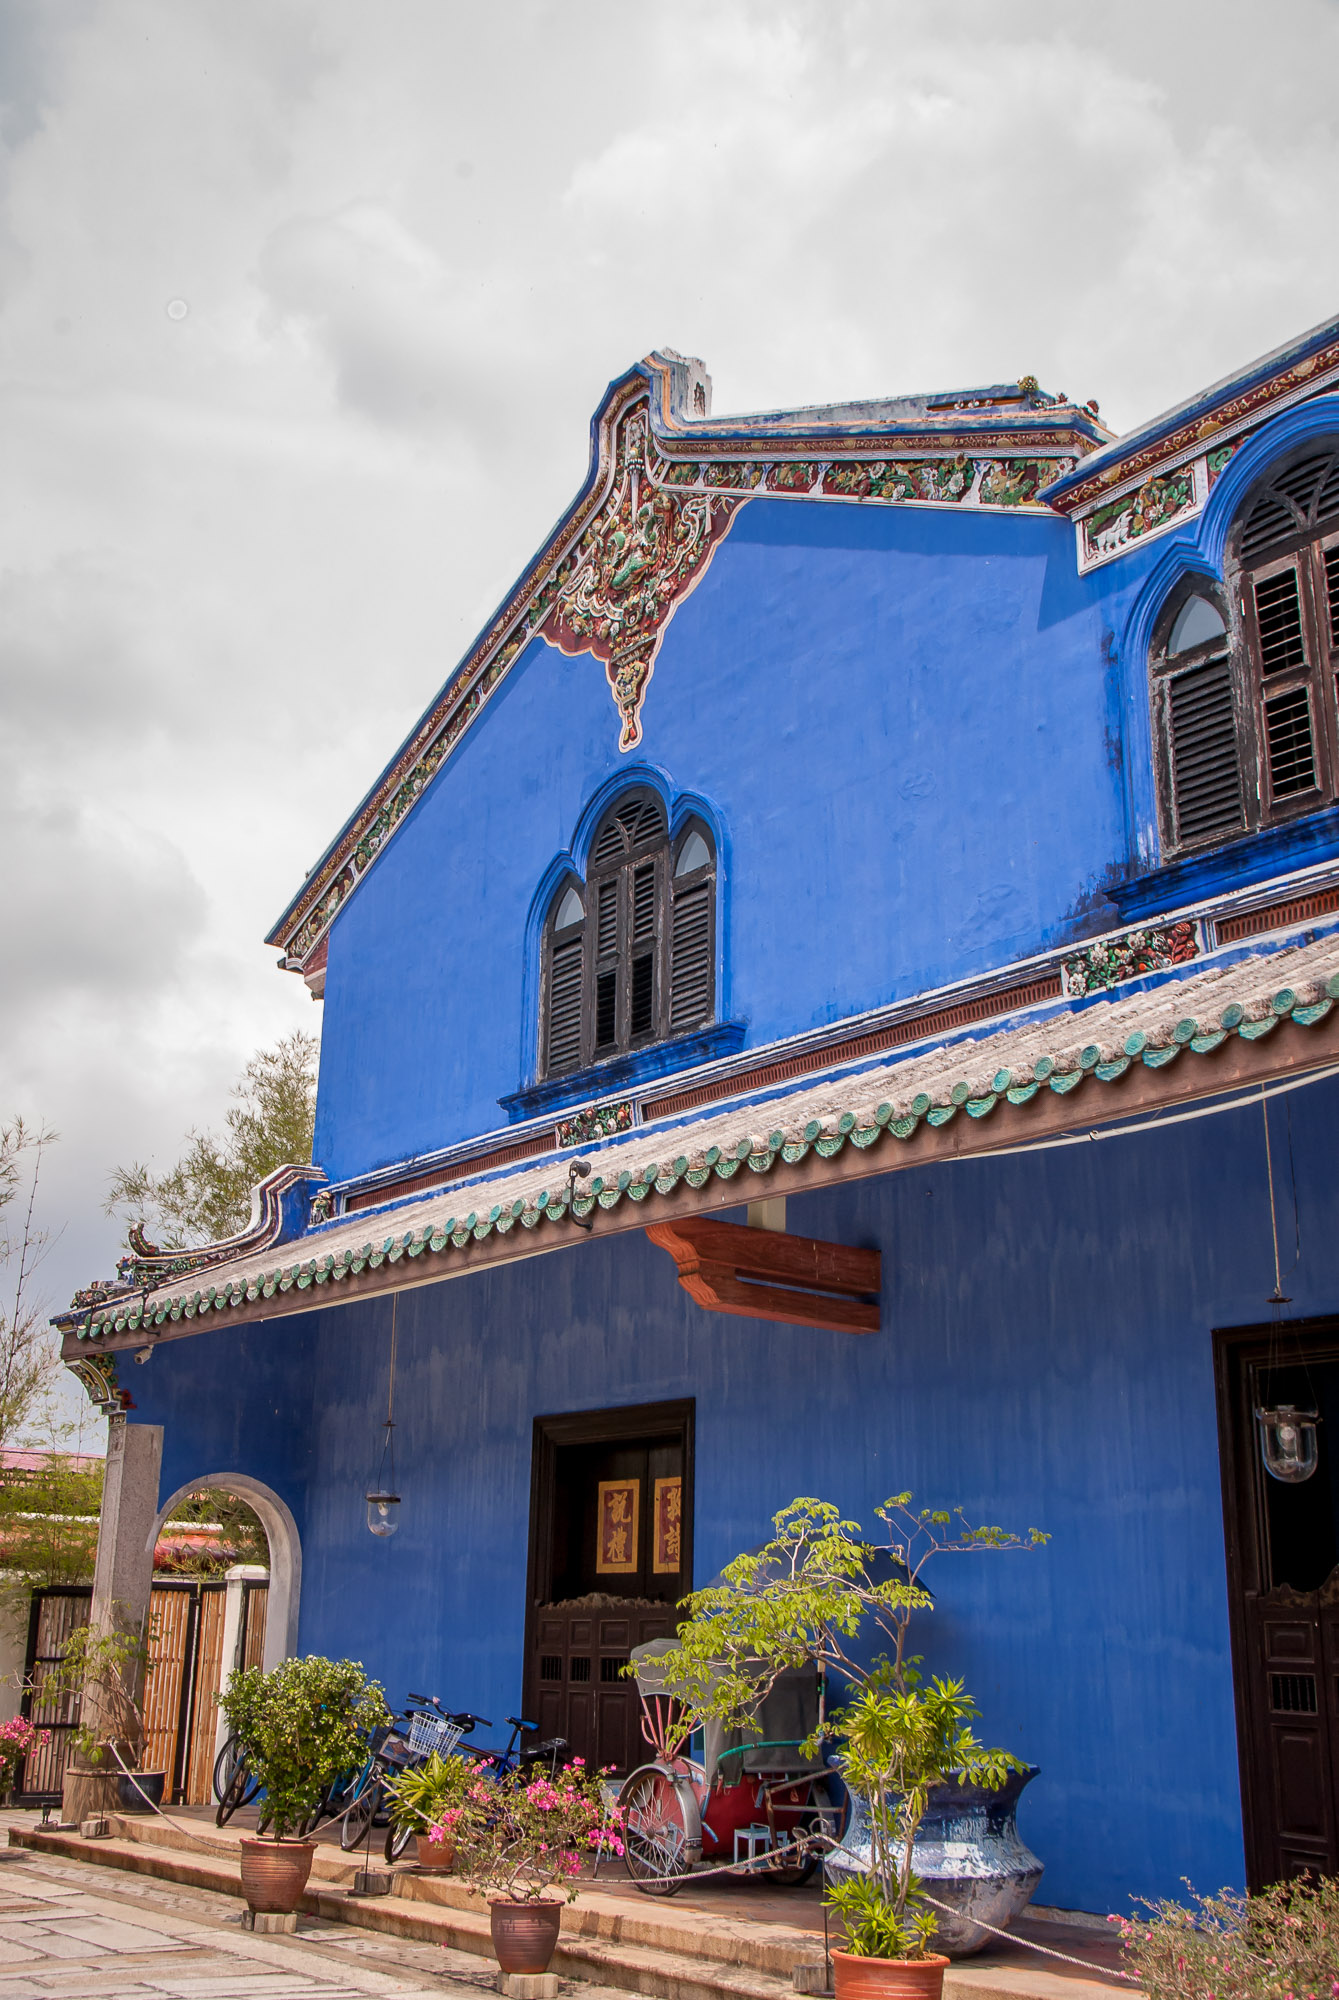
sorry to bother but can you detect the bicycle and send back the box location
[340,1695,473,1855]
[213,1732,262,1828]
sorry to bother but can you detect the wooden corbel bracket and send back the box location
[645,1216,880,1335]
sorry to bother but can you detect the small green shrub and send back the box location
[217,1655,388,1841]
[1115,1876,1339,1999]
[384,1750,473,1835]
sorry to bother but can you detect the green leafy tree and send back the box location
[0,1117,60,1448]
[217,1655,389,1841]
[106,1031,318,1250]
[0,1448,103,1639]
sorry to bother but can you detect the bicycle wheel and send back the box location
[384,1817,415,1863]
[340,1772,384,1851]
[619,1766,692,1896]
[214,1738,261,1826]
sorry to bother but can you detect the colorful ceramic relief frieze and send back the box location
[1082,467,1196,563]
[541,408,743,750]
[1054,337,1339,515]
[556,1099,635,1148]
[1062,920,1200,998]
[1207,440,1241,487]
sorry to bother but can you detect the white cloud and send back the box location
[4,0,1339,1348]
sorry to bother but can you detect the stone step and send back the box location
[6,1823,1134,2000]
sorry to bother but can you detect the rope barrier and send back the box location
[79,1756,1136,1984]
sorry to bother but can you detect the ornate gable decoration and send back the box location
[540,404,741,749]
[269,356,1106,976]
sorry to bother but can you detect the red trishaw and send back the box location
[617,1638,842,1896]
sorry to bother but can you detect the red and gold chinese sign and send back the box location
[652,1476,682,1575]
[596,1480,639,1574]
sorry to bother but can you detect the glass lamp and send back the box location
[367,1297,402,1537]
[366,1485,401,1537]
[1255,1404,1320,1484]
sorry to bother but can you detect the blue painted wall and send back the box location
[124,1070,1339,1913]
[314,499,1125,1184]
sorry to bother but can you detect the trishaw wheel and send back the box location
[619,1767,691,1896]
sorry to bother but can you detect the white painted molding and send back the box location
[148,1474,301,1672]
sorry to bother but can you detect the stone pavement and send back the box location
[0,1846,621,2000]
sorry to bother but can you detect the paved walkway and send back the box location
[0,1846,612,2000]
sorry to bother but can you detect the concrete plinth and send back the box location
[494,1974,558,1998]
[242,1908,298,1933]
[350,1869,393,1896]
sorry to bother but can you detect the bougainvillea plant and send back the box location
[427,1757,624,1904]
[0,1714,49,1791]
[1113,1876,1339,1999]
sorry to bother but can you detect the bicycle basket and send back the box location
[406,1712,465,1760]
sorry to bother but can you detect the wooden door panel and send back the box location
[1269,1723,1330,1838]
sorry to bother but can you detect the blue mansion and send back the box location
[59,318,1339,1914]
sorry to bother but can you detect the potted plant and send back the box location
[427,1756,624,1975]
[51,1623,166,1822]
[383,1750,472,1868]
[0,1714,49,1803]
[216,1655,389,1915]
[656,1494,1048,2000]
[822,1679,1025,1995]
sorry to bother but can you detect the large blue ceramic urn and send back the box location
[825,1765,1044,1958]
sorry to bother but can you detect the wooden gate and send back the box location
[17,1575,269,1807]
[16,1586,92,1802]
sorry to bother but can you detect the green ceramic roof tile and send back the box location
[73,936,1339,1340]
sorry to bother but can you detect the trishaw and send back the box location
[617,1638,843,1896]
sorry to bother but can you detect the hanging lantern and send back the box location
[1255,1404,1320,1484]
[366,1485,401,1537]
[366,1297,402,1537]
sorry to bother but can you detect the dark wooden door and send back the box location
[524,1400,693,1775]
[1216,1321,1339,1884]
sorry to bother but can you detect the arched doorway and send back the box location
[138,1475,302,1803]
[148,1474,301,1669]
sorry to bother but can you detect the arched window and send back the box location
[1234,451,1339,816]
[1152,447,1339,852]
[1152,585,1242,848]
[540,796,717,1078]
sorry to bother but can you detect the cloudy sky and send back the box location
[5,0,1339,1365]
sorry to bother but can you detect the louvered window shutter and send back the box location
[546,929,584,1075]
[1264,686,1318,797]
[594,877,619,1051]
[629,861,657,1038]
[538,795,715,1078]
[1167,658,1244,844]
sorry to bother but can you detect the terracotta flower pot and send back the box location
[239,1836,315,1914]
[831,1950,951,2000]
[489,1898,563,1974]
[416,1832,454,1871]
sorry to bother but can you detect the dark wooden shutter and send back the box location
[629,862,656,1039]
[1324,548,1339,644]
[1168,658,1244,844]
[546,932,584,1075]
[1254,567,1308,677]
[669,879,713,1032]
[1264,686,1318,797]
[594,878,619,1051]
